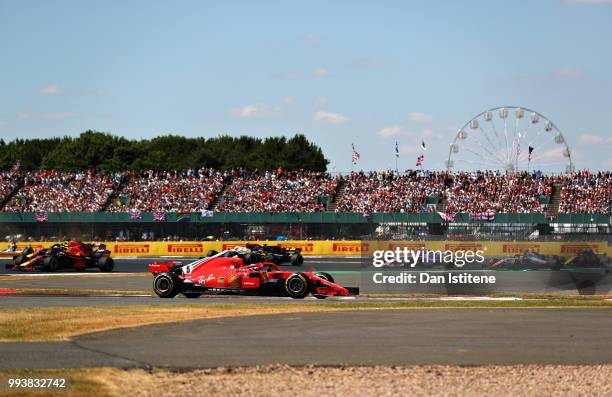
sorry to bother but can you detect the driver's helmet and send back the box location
[233,246,250,254]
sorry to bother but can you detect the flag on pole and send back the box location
[395,141,399,158]
[437,211,456,223]
[351,143,360,164]
[528,146,534,161]
[416,154,424,167]
[421,140,427,151]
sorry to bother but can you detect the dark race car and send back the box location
[489,252,566,271]
[207,243,304,266]
[6,241,114,272]
[149,247,357,299]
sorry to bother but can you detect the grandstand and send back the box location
[0,168,609,241]
[0,169,609,215]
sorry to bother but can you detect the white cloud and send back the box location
[377,126,402,138]
[40,84,62,95]
[579,133,604,145]
[17,111,78,120]
[553,68,583,78]
[313,111,349,125]
[303,34,322,42]
[283,96,296,104]
[315,96,330,105]
[314,67,328,77]
[398,144,419,155]
[563,0,612,4]
[230,104,281,118]
[407,112,434,124]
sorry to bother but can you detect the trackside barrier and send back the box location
[0,241,610,257]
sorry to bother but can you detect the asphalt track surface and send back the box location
[2,308,612,369]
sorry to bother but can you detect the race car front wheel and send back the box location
[43,256,59,272]
[313,272,335,299]
[153,273,179,298]
[284,273,311,299]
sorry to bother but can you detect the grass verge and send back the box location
[2,300,612,342]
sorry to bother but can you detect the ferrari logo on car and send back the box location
[217,277,224,286]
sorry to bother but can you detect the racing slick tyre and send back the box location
[243,253,260,265]
[42,256,59,272]
[284,273,311,299]
[97,256,114,272]
[314,272,335,283]
[206,250,218,257]
[313,272,335,299]
[182,292,203,299]
[14,254,26,266]
[290,253,304,266]
[153,273,179,298]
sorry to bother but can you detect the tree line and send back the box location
[0,131,329,172]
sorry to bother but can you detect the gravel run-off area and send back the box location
[109,364,612,397]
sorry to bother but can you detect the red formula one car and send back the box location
[6,241,114,272]
[149,247,358,299]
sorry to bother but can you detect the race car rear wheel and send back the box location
[182,292,203,299]
[244,253,260,265]
[153,273,179,298]
[98,256,114,272]
[43,256,59,272]
[290,253,304,266]
[284,273,311,299]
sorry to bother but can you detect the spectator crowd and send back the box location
[0,171,20,205]
[216,170,337,212]
[335,170,446,213]
[107,169,224,212]
[558,171,611,214]
[0,168,609,214]
[3,171,121,212]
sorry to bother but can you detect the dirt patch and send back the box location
[3,365,608,397]
[113,365,612,397]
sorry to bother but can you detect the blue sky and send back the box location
[1,0,611,172]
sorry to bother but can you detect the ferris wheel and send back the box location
[446,106,575,173]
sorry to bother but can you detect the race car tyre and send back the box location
[153,273,179,298]
[290,253,304,266]
[206,250,218,257]
[244,253,259,265]
[313,272,335,299]
[182,292,203,299]
[314,272,335,284]
[42,256,59,272]
[98,256,114,272]
[284,273,311,299]
[14,254,25,266]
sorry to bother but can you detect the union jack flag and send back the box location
[437,211,456,222]
[129,209,142,220]
[35,213,48,222]
[153,212,166,221]
[351,143,360,164]
[416,154,424,167]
